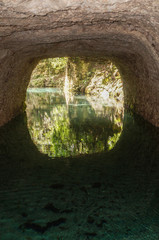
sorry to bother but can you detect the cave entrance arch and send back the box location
[0,1,159,127]
[26,57,124,157]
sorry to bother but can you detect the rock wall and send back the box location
[67,58,123,101]
[0,0,159,126]
[67,57,100,93]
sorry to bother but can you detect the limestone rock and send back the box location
[0,0,159,126]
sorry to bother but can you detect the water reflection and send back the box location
[0,112,159,239]
[26,88,123,157]
[1,88,158,239]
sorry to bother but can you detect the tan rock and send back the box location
[0,0,159,126]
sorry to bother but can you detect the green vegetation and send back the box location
[67,57,96,92]
[26,91,123,157]
[29,57,122,100]
[27,57,124,157]
[29,57,67,88]
[67,57,121,93]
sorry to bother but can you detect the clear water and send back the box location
[0,89,159,240]
[26,88,123,157]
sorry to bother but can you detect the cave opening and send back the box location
[25,57,124,158]
[1,2,159,239]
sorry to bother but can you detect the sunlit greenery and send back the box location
[26,90,123,158]
[26,57,124,157]
[29,58,68,88]
[29,57,122,97]
[107,132,121,150]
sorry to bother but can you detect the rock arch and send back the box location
[0,0,159,127]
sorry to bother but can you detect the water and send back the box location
[26,88,123,157]
[0,89,159,240]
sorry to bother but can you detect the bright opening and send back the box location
[26,57,124,158]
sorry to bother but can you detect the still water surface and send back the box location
[26,88,123,157]
[0,88,159,240]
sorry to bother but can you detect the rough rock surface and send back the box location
[0,0,159,126]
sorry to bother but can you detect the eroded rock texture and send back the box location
[0,0,159,126]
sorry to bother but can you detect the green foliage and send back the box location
[29,57,68,88]
[36,57,67,75]
[29,57,122,95]
[67,58,122,94]
[107,132,121,150]
[67,57,97,92]
[26,91,123,158]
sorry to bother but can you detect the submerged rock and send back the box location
[19,218,67,234]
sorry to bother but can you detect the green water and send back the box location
[26,88,123,157]
[0,89,159,240]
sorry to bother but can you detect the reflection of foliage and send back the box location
[107,132,121,150]
[26,91,123,158]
